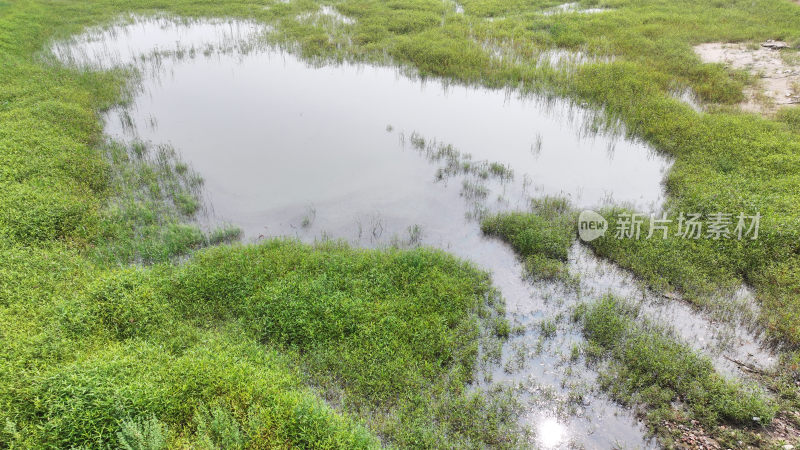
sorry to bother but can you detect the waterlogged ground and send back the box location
[54,16,779,448]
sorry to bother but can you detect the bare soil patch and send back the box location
[694,42,800,115]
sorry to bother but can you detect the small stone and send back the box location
[762,40,790,50]
[782,445,794,450]
[752,416,761,422]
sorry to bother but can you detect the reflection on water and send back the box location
[543,2,609,15]
[53,15,670,229]
[52,16,772,448]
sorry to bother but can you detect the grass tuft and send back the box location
[576,296,777,436]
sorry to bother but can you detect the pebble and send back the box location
[762,40,790,50]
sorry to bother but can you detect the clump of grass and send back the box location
[488,161,513,180]
[407,223,423,245]
[173,192,199,216]
[173,162,189,175]
[404,133,515,185]
[117,416,169,450]
[172,242,520,447]
[524,253,571,282]
[776,106,800,134]
[461,179,489,199]
[208,225,242,246]
[481,196,575,281]
[586,207,742,301]
[409,131,426,149]
[300,206,316,228]
[538,318,557,339]
[1,240,519,448]
[191,403,245,449]
[483,196,575,260]
[575,296,777,441]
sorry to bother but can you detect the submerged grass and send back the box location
[482,199,800,443]
[575,295,778,447]
[91,139,240,265]
[586,206,800,350]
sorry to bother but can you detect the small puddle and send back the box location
[478,38,612,69]
[296,5,355,26]
[49,16,776,448]
[543,3,610,15]
[671,87,703,113]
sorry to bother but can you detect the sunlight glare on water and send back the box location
[537,417,568,448]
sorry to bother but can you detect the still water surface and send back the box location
[53,16,771,448]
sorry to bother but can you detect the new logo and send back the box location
[578,210,607,242]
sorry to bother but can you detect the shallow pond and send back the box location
[53,15,774,448]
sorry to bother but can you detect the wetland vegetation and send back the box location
[3,0,800,447]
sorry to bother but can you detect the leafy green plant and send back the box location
[117,416,169,450]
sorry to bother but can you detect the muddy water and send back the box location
[54,16,774,449]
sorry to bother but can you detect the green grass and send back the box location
[82,138,245,265]
[2,240,517,448]
[586,207,744,302]
[0,2,523,445]
[3,0,800,446]
[586,206,800,348]
[575,296,778,446]
[481,196,575,281]
[9,329,377,448]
